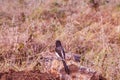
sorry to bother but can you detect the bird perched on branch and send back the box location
[55,40,70,74]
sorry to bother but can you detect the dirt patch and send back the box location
[0,70,59,80]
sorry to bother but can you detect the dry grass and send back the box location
[0,0,120,79]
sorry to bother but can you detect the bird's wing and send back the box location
[55,47,65,59]
[61,46,65,59]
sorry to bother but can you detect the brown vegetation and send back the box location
[0,0,120,80]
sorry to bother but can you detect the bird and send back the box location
[55,40,70,74]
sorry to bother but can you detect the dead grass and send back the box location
[0,0,120,80]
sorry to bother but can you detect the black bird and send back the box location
[55,40,70,74]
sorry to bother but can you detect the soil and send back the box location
[0,70,59,80]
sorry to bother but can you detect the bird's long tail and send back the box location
[62,60,70,74]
